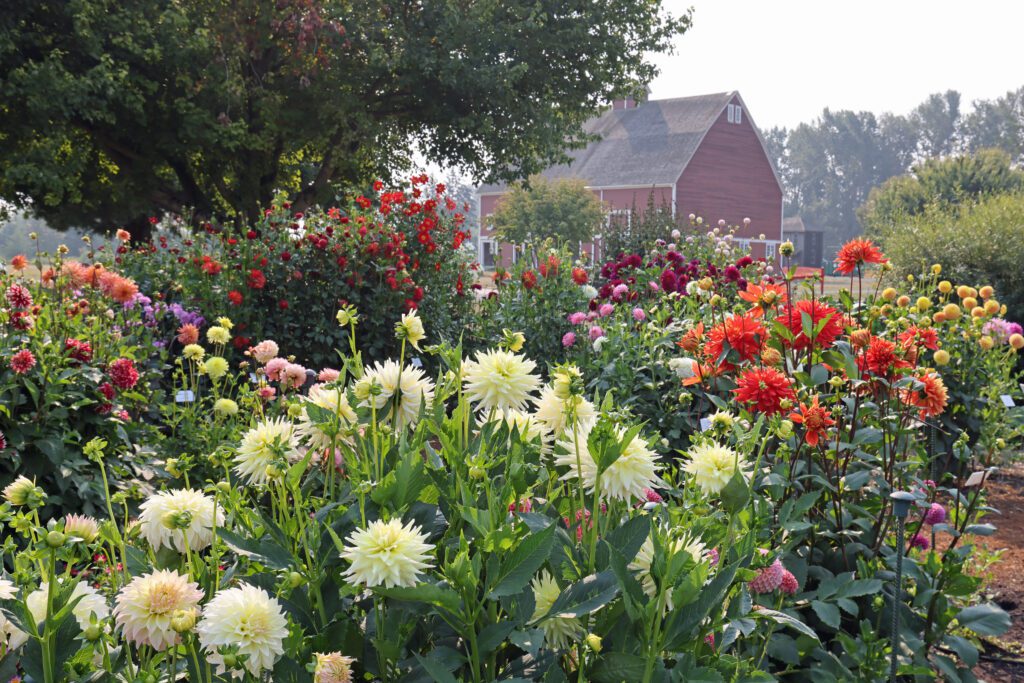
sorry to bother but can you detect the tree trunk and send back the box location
[124,215,153,243]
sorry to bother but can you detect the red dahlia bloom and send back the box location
[228,290,243,306]
[109,358,140,390]
[572,267,588,285]
[789,395,836,446]
[5,284,32,309]
[10,349,36,374]
[99,382,116,401]
[521,270,537,290]
[859,336,911,377]
[834,238,887,275]
[733,367,796,414]
[65,338,93,364]
[704,314,766,369]
[898,326,939,351]
[781,299,845,350]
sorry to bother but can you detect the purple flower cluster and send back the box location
[594,250,761,305]
[982,318,1023,344]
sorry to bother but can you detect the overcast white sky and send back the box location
[650,0,1024,130]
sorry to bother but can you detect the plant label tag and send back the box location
[410,357,423,369]
[175,390,195,403]
[250,373,260,384]
[1019,382,1024,395]
[1001,394,1015,408]
[963,469,992,488]
[699,417,712,432]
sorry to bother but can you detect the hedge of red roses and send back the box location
[117,176,476,368]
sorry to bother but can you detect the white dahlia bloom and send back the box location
[138,488,222,553]
[234,417,301,486]
[684,442,750,495]
[532,386,596,437]
[462,349,541,412]
[555,425,662,501]
[113,569,203,650]
[197,584,288,678]
[296,385,357,451]
[479,409,553,454]
[354,360,435,429]
[629,534,706,611]
[63,514,100,543]
[0,577,27,651]
[396,311,426,351]
[27,581,109,631]
[314,651,356,683]
[529,570,580,649]
[340,519,434,588]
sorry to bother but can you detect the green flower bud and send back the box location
[45,530,66,548]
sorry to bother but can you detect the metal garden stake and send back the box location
[889,491,916,682]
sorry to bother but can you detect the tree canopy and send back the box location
[0,0,690,235]
[488,176,605,246]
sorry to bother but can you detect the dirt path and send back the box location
[974,462,1024,681]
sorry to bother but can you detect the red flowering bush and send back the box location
[118,175,475,367]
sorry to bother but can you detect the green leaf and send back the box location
[375,584,462,614]
[414,651,459,683]
[590,652,647,682]
[217,528,293,570]
[755,608,820,641]
[956,603,1010,636]
[544,572,620,620]
[489,522,556,598]
[811,600,841,629]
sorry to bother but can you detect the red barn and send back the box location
[477,91,784,268]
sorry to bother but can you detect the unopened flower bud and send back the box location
[45,530,66,548]
[586,633,602,652]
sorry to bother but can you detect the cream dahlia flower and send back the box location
[354,360,435,429]
[629,533,706,611]
[340,519,434,588]
[395,311,426,351]
[138,488,222,553]
[0,578,15,600]
[532,386,597,437]
[27,580,109,631]
[0,577,26,651]
[314,651,356,683]
[555,425,662,501]
[113,569,203,650]
[63,513,100,542]
[197,583,288,678]
[684,442,751,495]
[462,349,541,412]
[207,326,231,346]
[234,417,301,486]
[529,570,581,649]
[297,385,357,451]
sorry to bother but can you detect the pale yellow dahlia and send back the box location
[214,398,239,417]
[138,488,222,553]
[113,569,203,650]
[182,344,205,361]
[340,519,434,588]
[27,580,109,631]
[197,583,288,678]
[462,349,541,412]
[3,475,42,507]
[234,417,301,486]
[204,356,229,380]
[314,651,356,683]
[354,360,435,429]
[395,311,426,350]
[297,385,357,451]
[63,514,100,542]
[532,386,596,437]
[628,533,706,611]
[684,442,751,495]
[207,326,231,345]
[555,425,662,501]
[529,570,581,649]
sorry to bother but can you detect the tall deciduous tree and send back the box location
[0,0,690,236]
[488,176,605,246]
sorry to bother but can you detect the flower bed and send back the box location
[0,233,1018,682]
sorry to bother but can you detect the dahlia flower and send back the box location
[197,584,289,678]
[629,533,705,611]
[834,238,887,275]
[732,367,795,415]
[177,323,200,345]
[779,569,800,595]
[3,476,42,507]
[789,396,836,447]
[138,488,222,553]
[395,311,426,351]
[780,300,845,350]
[10,349,36,375]
[704,314,765,369]
[264,357,288,381]
[108,358,140,390]
[297,385,357,451]
[684,442,751,495]
[556,425,662,501]
[27,581,109,631]
[182,344,205,362]
[113,569,203,650]
[214,398,239,416]
[354,360,435,429]
[462,349,541,412]
[63,514,100,542]
[901,371,948,419]
[532,386,596,437]
[314,651,356,683]
[529,570,581,649]
[749,557,784,594]
[249,340,280,364]
[341,519,434,588]
[923,502,946,525]
[234,417,301,486]
[204,356,229,380]
[206,326,231,345]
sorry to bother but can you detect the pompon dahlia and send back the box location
[780,299,845,350]
[779,569,800,595]
[901,371,948,419]
[234,417,301,486]
[113,570,203,650]
[749,557,784,594]
[27,581,109,631]
[923,502,946,525]
[297,385,357,452]
[530,570,581,649]
[555,425,662,501]
[629,534,705,612]
[197,584,288,678]
[789,396,836,447]
[704,314,765,369]
[340,519,434,588]
[733,367,796,415]
[138,488,222,553]
[354,360,435,429]
[462,349,541,412]
[834,238,887,275]
[683,442,750,495]
[314,652,356,683]
[532,385,596,437]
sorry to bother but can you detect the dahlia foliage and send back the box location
[0,230,1018,683]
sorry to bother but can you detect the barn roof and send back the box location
[478,91,739,194]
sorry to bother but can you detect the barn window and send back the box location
[727,104,743,125]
